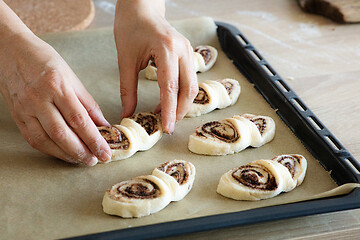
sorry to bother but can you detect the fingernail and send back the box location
[98,150,111,163]
[167,122,175,135]
[87,156,99,166]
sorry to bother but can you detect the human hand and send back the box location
[0,32,112,165]
[114,0,198,134]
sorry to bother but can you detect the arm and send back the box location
[0,1,111,165]
[114,0,198,134]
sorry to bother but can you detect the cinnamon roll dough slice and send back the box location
[186,79,241,117]
[217,159,296,201]
[102,175,172,218]
[234,114,276,147]
[186,80,221,118]
[121,112,162,151]
[272,154,307,186]
[98,125,138,162]
[188,117,252,155]
[152,160,196,201]
[144,45,218,81]
[194,45,218,72]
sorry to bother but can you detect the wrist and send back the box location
[116,0,165,19]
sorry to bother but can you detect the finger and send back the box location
[75,82,110,127]
[156,51,179,134]
[23,116,94,165]
[118,57,139,118]
[54,91,112,163]
[36,102,100,165]
[176,52,198,121]
[154,103,161,114]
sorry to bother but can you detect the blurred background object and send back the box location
[4,0,95,34]
[298,0,360,23]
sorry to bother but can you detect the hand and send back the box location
[114,0,198,134]
[0,32,112,165]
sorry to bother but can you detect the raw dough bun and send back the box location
[186,79,241,117]
[120,112,162,151]
[144,45,218,81]
[98,112,163,163]
[217,159,296,201]
[194,45,218,72]
[234,114,276,147]
[98,125,138,162]
[188,117,252,155]
[4,0,95,34]
[271,154,307,186]
[152,160,196,201]
[102,175,172,218]
[188,114,275,155]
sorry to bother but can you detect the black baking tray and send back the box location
[68,22,360,240]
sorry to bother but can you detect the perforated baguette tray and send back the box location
[68,21,360,240]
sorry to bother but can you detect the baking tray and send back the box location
[67,22,360,240]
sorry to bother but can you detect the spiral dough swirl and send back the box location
[98,126,129,150]
[250,117,267,135]
[158,162,188,185]
[131,113,159,135]
[196,120,239,143]
[193,87,210,104]
[231,165,278,191]
[272,155,301,178]
[195,46,212,65]
[110,178,161,200]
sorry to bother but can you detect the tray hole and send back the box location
[275,80,290,92]
[249,50,262,61]
[324,135,342,151]
[262,64,276,76]
[236,34,248,46]
[345,158,360,175]
[308,116,323,130]
[292,98,307,112]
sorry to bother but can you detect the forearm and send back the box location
[0,1,34,46]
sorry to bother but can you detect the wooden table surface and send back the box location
[91,0,360,239]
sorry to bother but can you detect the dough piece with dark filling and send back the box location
[98,112,162,162]
[102,175,172,218]
[152,160,196,201]
[233,114,276,147]
[188,117,252,155]
[217,159,296,201]
[121,112,162,151]
[271,154,307,186]
[188,114,275,155]
[145,45,218,81]
[97,125,138,162]
[186,79,241,117]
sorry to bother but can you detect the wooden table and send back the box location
[91,0,360,239]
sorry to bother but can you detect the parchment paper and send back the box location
[0,17,358,239]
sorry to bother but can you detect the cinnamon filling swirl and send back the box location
[195,46,212,65]
[131,113,159,135]
[250,117,267,135]
[196,120,239,143]
[99,126,129,150]
[193,87,210,104]
[273,155,301,178]
[110,179,161,200]
[219,80,234,95]
[158,162,188,185]
[232,165,278,190]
